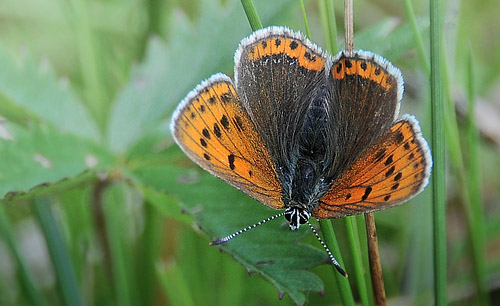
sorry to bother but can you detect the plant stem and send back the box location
[33,197,85,306]
[365,213,385,305]
[319,220,356,306]
[0,205,48,306]
[318,0,338,53]
[346,217,371,306]
[240,0,263,31]
[344,0,354,51]
[403,0,430,75]
[299,0,311,38]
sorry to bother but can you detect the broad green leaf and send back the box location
[0,123,113,200]
[1,170,99,202]
[106,0,297,153]
[0,44,100,141]
[132,148,326,305]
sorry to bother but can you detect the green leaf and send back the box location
[1,169,99,202]
[132,148,326,305]
[0,123,114,200]
[106,0,298,153]
[0,44,100,141]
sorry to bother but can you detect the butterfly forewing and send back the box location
[171,74,284,209]
[324,52,404,179]
[235,27,329,169]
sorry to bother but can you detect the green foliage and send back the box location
[1,0,499,305]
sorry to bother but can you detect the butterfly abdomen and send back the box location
[288,87,331,209]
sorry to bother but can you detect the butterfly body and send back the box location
[171,26,432,233]
[282,87,332,228]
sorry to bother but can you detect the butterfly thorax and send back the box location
[284,87,332,230]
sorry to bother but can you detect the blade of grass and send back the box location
[0,205,48,306]
[407,1,488,303]
[435,9,488,305]
[440,21,490,306]
[464,46,490,305]
[346,216,371,306]
[241,0,263,31]
[136,201,165,306]
[64,0,108,131]
[318,0,338,54]
[32,197,85,306]
[402,4,434,300]
[103,183,135,306]
[429,0,447,304]
[403,0,430,75]
[299,0,311,38]
[319,219,356,306]
[157,261,196,306]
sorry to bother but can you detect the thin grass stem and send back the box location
[429,0,447,304]
[403,0,430,75]
[464,46,490,305]
[0,206,48,306]
[32,197,84,306]
[319,220,356,306]
[318,0,338,54]
[240,0,263,31]
[299,0,311,38]
[346,216,371,306]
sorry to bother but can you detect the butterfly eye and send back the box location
[299,210,311,224]
[284,207,295,222]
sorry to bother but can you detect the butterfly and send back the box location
[170,26,432,276]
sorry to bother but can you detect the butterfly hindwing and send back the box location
[170,74,284,209]
[313,115,432,219]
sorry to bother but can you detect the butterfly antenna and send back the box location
[307,221,348,278]
[210,212,286,246]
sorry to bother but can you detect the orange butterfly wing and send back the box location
[170,74,284,209]
[313,115,432,219]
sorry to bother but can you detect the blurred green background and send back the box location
[0,0,499,305]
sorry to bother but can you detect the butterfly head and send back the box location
[284,207,311,230]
